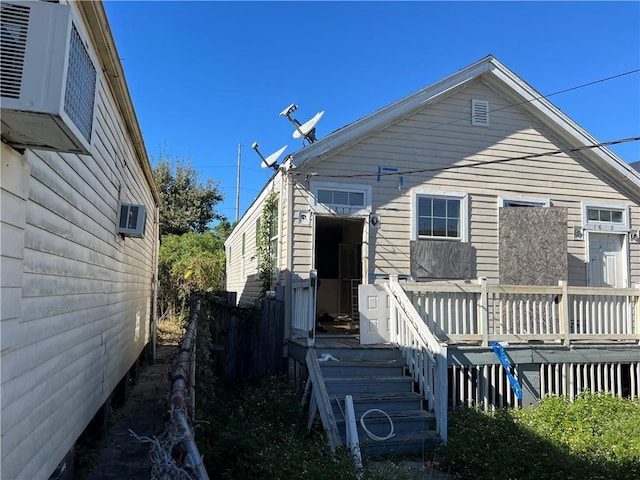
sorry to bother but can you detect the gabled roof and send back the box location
[287,55,640,201]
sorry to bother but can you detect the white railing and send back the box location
[385,276,448,443]
[401,279,640,346]
[292,270,318,346]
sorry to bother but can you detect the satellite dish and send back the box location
[292,111,325,139]
[251,142,287,170]
[280,103,324,144]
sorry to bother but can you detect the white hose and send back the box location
[359,409,396,441]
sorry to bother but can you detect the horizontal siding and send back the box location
[0,9,157,478]
[290,78,639,286]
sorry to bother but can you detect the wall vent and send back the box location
[0,1,98,154]
[471,99,489,126]
[118,204,146,238]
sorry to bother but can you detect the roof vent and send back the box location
[471,99,489,126]
[0,1,98,154]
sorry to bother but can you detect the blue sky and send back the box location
[103,1,640,223]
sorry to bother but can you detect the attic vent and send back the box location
[118,204,146,238]
[64,24,96,144]
[0,2,29,99]
[472,99,489,126]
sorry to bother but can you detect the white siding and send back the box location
[0,6,157,479]
[289,79,639,286]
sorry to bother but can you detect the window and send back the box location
[582,203,629,232]
[269,202,279,279]
[412,190,468,241]
[310,181,371,216]
[498,195,550,208]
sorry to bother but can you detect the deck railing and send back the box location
[292,270,318,346]
[401,279,640,346]
[385,276,449,443]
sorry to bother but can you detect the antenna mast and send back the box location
[235,143,241,222]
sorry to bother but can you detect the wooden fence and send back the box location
[203,292,286,385]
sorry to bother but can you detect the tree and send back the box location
[153,154,224,236]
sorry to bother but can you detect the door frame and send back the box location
[585,231,629,287]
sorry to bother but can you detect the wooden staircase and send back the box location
[312,344,439,458]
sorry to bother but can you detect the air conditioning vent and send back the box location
[118,204,146,238]
[471,99,489,126]
[0,2,29,99]
[0,1,98,154]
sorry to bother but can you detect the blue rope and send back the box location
[491,343,523,400]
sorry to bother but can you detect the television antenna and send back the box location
[251,142,287,170]
[280,103,324,144]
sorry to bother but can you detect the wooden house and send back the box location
[0,1,159,478]
[225,56,640,454]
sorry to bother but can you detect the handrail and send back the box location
[344,395,363,470]
[305,350,343,451]
[385,277,448,443]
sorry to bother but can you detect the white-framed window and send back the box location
[411,189,469,241]
[269,202,279,280]
[582,202,630,233]
[310,181,372,216]
[498,195,550,208]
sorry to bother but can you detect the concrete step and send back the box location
[319,360,404,378]
[324,376,414,395]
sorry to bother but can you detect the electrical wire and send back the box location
[291,136,640,180]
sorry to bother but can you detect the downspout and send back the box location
[152,204,160,363]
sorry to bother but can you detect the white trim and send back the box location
[585,231,629,288]
[581,201,630,233]
[498,195,550,208]
[411,189,469,242]
[309,181,372,216]
[471,99,489,126]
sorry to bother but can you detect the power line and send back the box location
[293,137,640,180]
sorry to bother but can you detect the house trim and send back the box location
[410,189,469,242]
[498,195,550,208]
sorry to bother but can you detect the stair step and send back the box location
[359,430,440,457]
[324,376,414,395]
[336,410,435,442]
[319,360,404,378]
[314,347,404,362]
[331,392,423,417]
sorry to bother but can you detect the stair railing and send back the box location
[305,350,343,451]
[385,276,449,443]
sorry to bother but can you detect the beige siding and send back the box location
[0,8,157,480]
[225,174,286,305]
[289,78,639,286]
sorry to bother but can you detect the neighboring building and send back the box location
[226,54,640,326]
[1,1,159,479]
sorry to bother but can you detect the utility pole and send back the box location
[235,143,241,222]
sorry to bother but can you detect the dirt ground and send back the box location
[85,341,178,480]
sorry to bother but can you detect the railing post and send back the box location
[389,275,399,343]
[309,270,318,346]
[559,280,570,346]
[478,277,488,347]
[635,284,640,344]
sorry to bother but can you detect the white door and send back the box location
[588,233,625,287]
[358,284,391,344]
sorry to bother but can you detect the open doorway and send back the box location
[314,216,364,334]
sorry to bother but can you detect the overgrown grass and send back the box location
[437,392,640,480]
[195,376,416,480]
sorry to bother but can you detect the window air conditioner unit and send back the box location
[118,204,146,238]
[1,1,98,154]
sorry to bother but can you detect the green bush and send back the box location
[438,392,640,480]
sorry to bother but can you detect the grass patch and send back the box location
[437,392,640,480]
[195,376,416,480]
